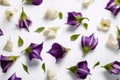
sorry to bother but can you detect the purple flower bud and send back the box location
[47,43,70,62]
[0,55,18,73]
[0,29,3,36]
[105,0,120,16]
[103,61,120,75]
[8,73,21,80]
[68,61,90,79]
[24,42,43,61]
[23,0,43,6]
[18,7,32,32]
[81,33,98,56]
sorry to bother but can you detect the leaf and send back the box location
[70,34,80,41]
[22,63,29,74]
[117,26,120,37]
[83,23,88,30]
[58,12,63,19]
[67,66,77,73]
[35,27,45,33]
[42,63,46,73]
[18,36,24,47]
[93,61,100,69]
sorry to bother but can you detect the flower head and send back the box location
[8,73,21,80]
[18,7,32,32]
[103,61,120,75]
[105,0,120,16]
[66,12,89,27]
[81,33,98,56]
[24,42,43,61]
[0,29,3,36]
[68,61,90,79]
[0,55,18,73]
[47,43,70,62]
[23,0,43,5]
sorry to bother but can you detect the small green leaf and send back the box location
[117,26,120,37]
[22,63,29,74]
[35,27,45,33]
[70,34,80,41]
[18,36,24,47]
[93,61,100,69]
[67,66,77,73]
[42,63,46,73]
[58,12,63,19]
[84,23,88,30]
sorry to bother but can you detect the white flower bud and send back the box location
[47,69,57,80]
[3,38,13,52]
[45,9,57,20]
[1,0,11,6]
[82,0,94,7]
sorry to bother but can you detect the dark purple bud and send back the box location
[0,29,3,36]
[8,73,21,80]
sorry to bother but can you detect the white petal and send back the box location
[45,9,57,20]
[3,40,13,52]
[82,0,94,7]
[47,69,57,80]
[1,0,10,6]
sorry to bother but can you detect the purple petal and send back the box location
[32,0,43,5]
[8,73,21,80]
[29,42,43,61]
[0,29,3,36]
[47,43,67,62]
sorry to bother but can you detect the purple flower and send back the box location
[81,33,98,56]
[0,29,3,36]
[0,55,18,73]
[103,61,120,75]
[8,73,21,80]
[66,12,89,27]
[23,0,43,5]
[24,42,43,61]
[68,61,90,79]
[18,7,32,32]
[105,0,120,16]
[47,43,70,62]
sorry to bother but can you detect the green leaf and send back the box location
[18,36,24,47]
[22,63,29,74]
[84,23,88,30]
[117,26,120,37]
[42,63,46,73]
[35,27,45,33]
[102,63,112,71]
[67,66,77,73]
[58,12,63,19]
[70,34,80,41]
[93,61,100,69]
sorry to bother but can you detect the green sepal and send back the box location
[76,16,89,24]
[83,47,90,57]
[25,46,32,53]
[9,56,19,62]
[102,63,112,72]
[67,66,77,73]
[20,7,28,20]
[117,26,120,38]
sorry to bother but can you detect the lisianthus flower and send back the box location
[23,42,43,61]
[0,55,19,73]
[8,73,21,80]
[81,33,98,56]
[47,43,70,62]
[102,61,120,75]
[66,12,89,27]
[18,7,32,32]
[98,18,111,31]
[22,0,43,6]
[105,0,120,16]
[68,61,90,79]
[0,29,3,36]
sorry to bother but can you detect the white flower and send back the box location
[98,18,111,31]
[5,9,17,21]
[106,34,118,49]
[82,0,94,7]
[3,38,13,52]
[47,69,57,80]
[45,9,57,20]
[44,27,59,39]
[0,0,10,6]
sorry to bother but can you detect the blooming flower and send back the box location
[44,27,59,39]
[68,61,90,79]
[8,73,21,80]
[47,43,70,62]
[0,29,3,36]
[24,42,43,61]
[45,9,57,20]
[47,69,57,80]
[105,0,120,16]
[18,7,32,32]
[66,12,89,27]
[23,0,43,6]
[81,33,98,56]
[103,61,120,75]
[98,18,111,31]
[0,55,19,73]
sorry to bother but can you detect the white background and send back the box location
[0,0,120,80]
